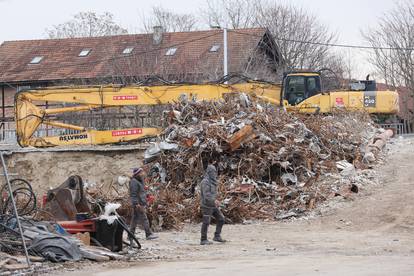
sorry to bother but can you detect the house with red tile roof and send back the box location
[0,27,281,126]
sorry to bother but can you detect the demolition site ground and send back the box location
[0,97,411,275]
[59,137,414,276]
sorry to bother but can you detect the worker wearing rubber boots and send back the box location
[129,167,158,245]
[200,163,226,245]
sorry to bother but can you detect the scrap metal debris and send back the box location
[0,175,133,274]
[0,211,127,274]
[140,95,381,228]
[0,178,37,217]
[50,95,386,231]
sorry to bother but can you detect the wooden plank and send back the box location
[75,232,91,246]
[227,125,256,151]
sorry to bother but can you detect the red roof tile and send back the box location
[0,28,273,84]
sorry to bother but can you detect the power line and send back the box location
[229,29,414,51]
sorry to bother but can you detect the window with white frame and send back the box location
[29,56,43,64]
[78,49,91,57]
[209,44,220,52]
[165,47,177,56]
[122,47,134,54]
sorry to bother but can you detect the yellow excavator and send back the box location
[15,72,399,147]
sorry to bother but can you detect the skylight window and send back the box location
[78,49,91,57]
[122,47,134,54]
[29,56,43,64]
[210,44,220,52]
[165,47,177,56]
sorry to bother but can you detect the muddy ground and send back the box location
[53,137,414,275]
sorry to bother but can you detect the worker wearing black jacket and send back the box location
[129,167,158,244]
[200,163,226,245]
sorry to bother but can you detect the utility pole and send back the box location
[223,27,228,82]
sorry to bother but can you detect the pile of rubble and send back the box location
[143,95,380,229]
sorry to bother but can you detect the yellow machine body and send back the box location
[287,90,399,114]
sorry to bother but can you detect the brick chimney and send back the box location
[153,26,163,45]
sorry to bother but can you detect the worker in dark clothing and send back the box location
[200,163,226,245]
[129,167,158,245]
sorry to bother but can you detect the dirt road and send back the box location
[61,137,414,276]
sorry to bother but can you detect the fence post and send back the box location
[1,85,4,140]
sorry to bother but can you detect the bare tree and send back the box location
[256,3,336,71]
[363,1,414,90]
[202,0,260,29]
[363,0,414,128]
[202,0,338,73]
[46,12,128,38]
[141,6,198,33]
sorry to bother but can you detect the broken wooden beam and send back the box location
[227,125,257,151]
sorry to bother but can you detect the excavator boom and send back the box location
[15,82,281,147]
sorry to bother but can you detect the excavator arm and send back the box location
[15,82,281,147]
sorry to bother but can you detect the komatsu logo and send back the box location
[59,134,88,142]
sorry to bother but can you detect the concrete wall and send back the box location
[4,149,145,196]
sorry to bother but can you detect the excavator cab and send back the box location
[282,72,322,106]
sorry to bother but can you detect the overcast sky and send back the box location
[0,0,398,79]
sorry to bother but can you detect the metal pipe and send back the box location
[223,28,228,81]
[0,152,31,267]
[45,101,49,137]
[43,105,99,115]
[42,120,86,131]
[1,86,4,139]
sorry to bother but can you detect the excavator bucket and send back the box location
[44,175,91,221]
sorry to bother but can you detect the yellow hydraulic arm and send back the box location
[15,82,281,147]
